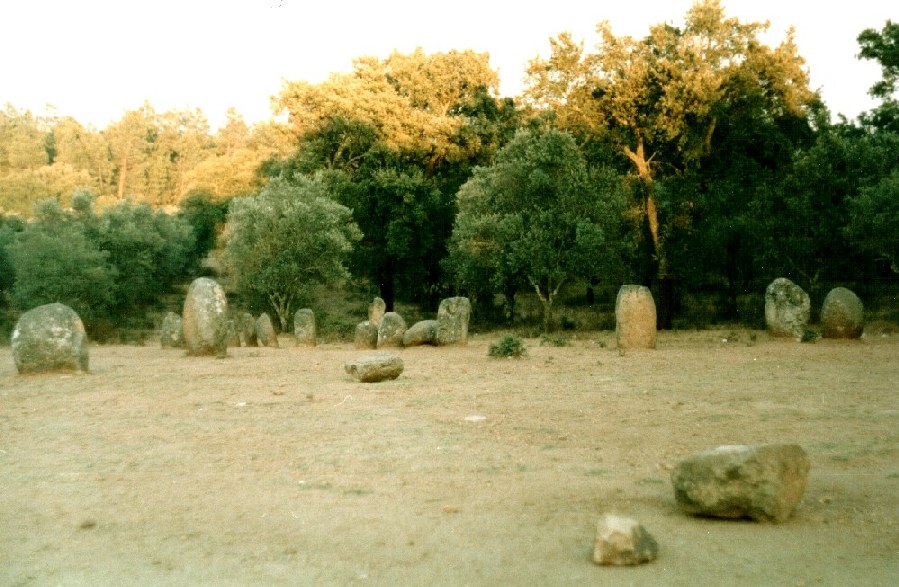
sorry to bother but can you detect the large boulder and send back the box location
[403,320,439,347]
[593,514,658,566]
[160,311,183,348]
[368,297,387,327]
[182,277,228,357]
[671,444,810,523]
[820,287,864,339]
[11,303,89,374]
[765,278,810,338]
[615,285,657,349]
[237,312,257,347]
[354,321,378,349]
[294,308,317,347]
[436,296,471,346]
[377,312,407,348]
[344,353,404,382]
[255,312,279,348]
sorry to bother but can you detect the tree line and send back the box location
[1,1,897,337]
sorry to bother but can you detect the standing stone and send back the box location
[403,320,439,347]
[436,296,471,346]
[160,311,183,348]
[344,353,404,382]
[237,312,257,347]
[11,303,89,374]
[182,277,228,357]
[765,278,810,338]
[377,312,407,348]
[820,287,864,339]
[224,319,241,347]
[615,285,657,349]
[369,297,387,327]
[671,444,810,523]
[355,321,378,349]
[593,514,658,566]
[294,308,317,347]
[255,312,279,348]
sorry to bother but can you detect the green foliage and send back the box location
[179,191,230,266]
[540,334,570,347]
[222,175,360,330]
[847,169,899,272]
[489,334,527,358]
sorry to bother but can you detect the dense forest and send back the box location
[1,1,897,339]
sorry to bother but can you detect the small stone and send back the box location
[344,353,404,383]
[593,514,658,566]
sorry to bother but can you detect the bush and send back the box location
[489,334,527,358]
[540,334,570,347]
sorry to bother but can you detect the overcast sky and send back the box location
[3,0,895,129]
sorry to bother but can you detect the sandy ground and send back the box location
[1,330,897,586]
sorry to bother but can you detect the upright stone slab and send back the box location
[11,303,89,374]
[436,296,471,346]
[377,312,406,348]
[615,285,657,349]
[160,311,183,348]
[369,297,387,327]
[182,277,228,357]
[294,308,317,347]
[224,319,241,347]
[820,287,864,339]
[237,312,257,347]
[355,321,378,349]
[671,444,810,523]
[404,320,439,347]
[765,278,810,338]
[255,312,279,348]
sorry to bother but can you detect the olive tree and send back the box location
[222,175,360,330]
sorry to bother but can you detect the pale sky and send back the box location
[2,0,895,130]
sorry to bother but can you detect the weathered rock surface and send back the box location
[237,312,257,347]
[403,320,439,347]
[160,311,183,348]
[182,277,228,357]
[593,514,658,566]
[344,353,404,382]
[615,285,657,349]
[377,312,406,348]
[369,297,387,327]
[225,319,241,347]
[354,321,378,349]
[436,296,470,346]
[294,308,316,347]
[255,312,279,348]
[765,278,810,338]
[821,287,864,339]
[11,303,89,374]
[671,444,810,522]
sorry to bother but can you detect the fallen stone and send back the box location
[354,321,378,349]
[294,308,317,346]
[765,278,810,338]
[593,514,658,566]
[11,303,89,374]
[403,320,439,347]
[671,444,810,522]
[182,277,229,357]
[615,285,657,349]
[820,287,864,339]
[160,311,183,348]
[344,353,404,382]
[377,312,406,348]
[436,296,471,346]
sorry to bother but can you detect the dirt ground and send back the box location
[1,329,897,586]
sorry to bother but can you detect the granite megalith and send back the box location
[355,321,379,349]
[182,277,229,357]
[11,303,89,374]
[403,320,439,347]
[344,353,404,382]
[436,297,470,346]
[593,514,658,566]
[765,278,810,338]
[255,312,279,348]
[671,444,810,523]
[615,285,657,349]
[377,312,406,348]
[369,297,387,327]
[160,311,184,348]
[294,308,317,346]
[820,287,864,339]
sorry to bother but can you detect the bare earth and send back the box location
[1,330,897,586]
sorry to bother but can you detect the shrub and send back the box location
[540,334,570,347]
[489,334,527,358]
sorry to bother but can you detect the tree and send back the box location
[447,128,627,332]
[847,169,899,272]
[222,176,360,330]
[524,0,816,326]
